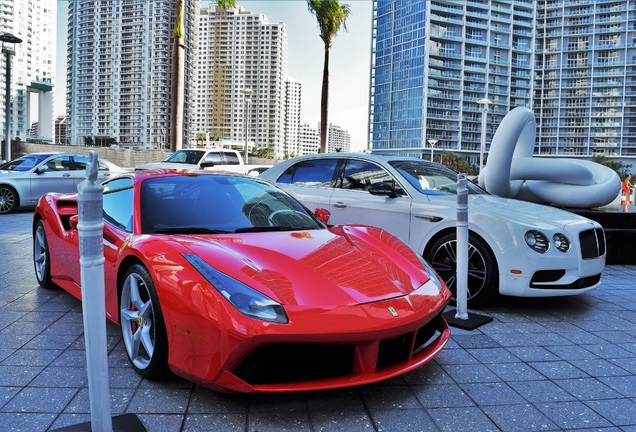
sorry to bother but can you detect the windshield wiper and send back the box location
[154,227,230,234]
[234,226,311,233]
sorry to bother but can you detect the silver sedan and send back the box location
[0,152,126,214]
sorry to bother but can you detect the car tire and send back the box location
[33,220,56,289]
[426,233,498,308]
[0,185,18,214]
[120,263,169,379]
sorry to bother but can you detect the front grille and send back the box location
[377,334,413,370]
[579,228,606,259]
[377,318,440,370]
[530,270,566,284]
[530,272,601,289]
[233,344,355,385]
[232,313,445,386]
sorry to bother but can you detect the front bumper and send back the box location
[216,310,449,392]
[169,280,451,393]
[499,226,605,298]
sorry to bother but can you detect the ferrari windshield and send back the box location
[141,174,324,234]
[0,154,54,171]
[389,160,488,195]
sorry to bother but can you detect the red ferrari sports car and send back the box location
[32,170,451,393]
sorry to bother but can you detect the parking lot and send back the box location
[0,209,635,432]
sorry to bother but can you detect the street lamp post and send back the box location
[427,139,438,162]
[477,98,492,173]
[1,33,22,163]
[241,88,254,164]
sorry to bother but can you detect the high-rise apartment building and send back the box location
[55,115,69,145]
[194,5,288,156]
[66,0,199,148]
[535,1,636,159]
[319,122,351,153]
[0,0,56,143]
[298,122,319,155]
[369,0,636,166]
[283,78,302,157]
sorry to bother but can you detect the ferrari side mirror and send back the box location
[314,208,330,224]
[69,215,79,230]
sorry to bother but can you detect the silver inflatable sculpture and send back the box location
[478,107,621,208]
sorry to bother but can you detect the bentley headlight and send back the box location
[553,233,570,253]
[418,255,444,292]
[183,254,288,323]
[524,230,549,253]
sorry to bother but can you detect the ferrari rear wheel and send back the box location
[33,220,55,289]
[0,186,18,214]
[426,233,498,308]
[120,264,168,379]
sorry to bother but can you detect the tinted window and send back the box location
[223,151,241,165]
[140,175,322,234]
[45,156,72,171]
[165,150,204,164]
[389,160,487,195]
[277,159,339,186]
[103,178,134,231]
[341,159,404,194]
[0,154,53,171]
[72,155,110,171]
[203,152,223,164]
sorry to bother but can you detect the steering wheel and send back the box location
[268,209,313,226]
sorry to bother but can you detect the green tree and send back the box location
[216,0,237,8]
[592,155,632,177]
[253,147,274,159]
[195,132,206,147]
[307,0,351,153]
[440,150,477,175]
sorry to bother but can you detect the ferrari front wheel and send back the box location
[426,233,498,308]
[120,264,168,379]
[33,220,55,289]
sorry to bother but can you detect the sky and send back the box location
[54,0,374,151]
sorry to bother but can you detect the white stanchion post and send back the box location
[455,173,469,320]
[77,151,113,432]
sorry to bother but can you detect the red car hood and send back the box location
[177,225,432,307]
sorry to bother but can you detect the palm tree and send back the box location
[171,0,236,152]
[307,0,351,153]
[171,0,186,151]
[217,0,237,8]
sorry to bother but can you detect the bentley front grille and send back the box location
[579,228,605,259]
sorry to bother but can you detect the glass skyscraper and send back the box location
[535,0,636,159]
[369,0,635,167]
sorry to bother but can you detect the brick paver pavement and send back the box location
[1,209,635,431]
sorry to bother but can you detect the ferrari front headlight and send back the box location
[183,254,288,324]
[418,255,444,292]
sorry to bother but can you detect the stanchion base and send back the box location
[52,413,147,432]
[443,310,493,330]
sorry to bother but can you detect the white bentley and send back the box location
[260,153,606,307]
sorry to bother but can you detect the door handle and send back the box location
[333,202,347,208]
[63,173,71,177]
